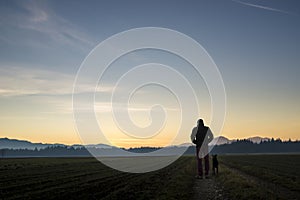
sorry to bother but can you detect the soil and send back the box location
[193,175,227,200]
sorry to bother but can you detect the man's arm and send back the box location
[207,128,214,143]
[191,127,197,144]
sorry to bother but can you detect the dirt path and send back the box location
[193,176,227,200]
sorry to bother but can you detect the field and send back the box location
[0,155,299,200]
[217,155,300,200]
[0,156,195,200]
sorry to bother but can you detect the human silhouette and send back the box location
[190,119,214,179]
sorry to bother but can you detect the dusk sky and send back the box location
[0,0,299,147]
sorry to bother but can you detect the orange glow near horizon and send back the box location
[1,114,299,148]
[0,94,299,148]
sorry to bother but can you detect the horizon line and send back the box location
[1,135,299,149]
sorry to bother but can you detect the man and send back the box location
[191,119,214,179]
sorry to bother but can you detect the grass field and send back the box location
[217,154,300,200]
[0,155,299,199]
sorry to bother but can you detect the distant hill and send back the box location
[210,136,271,145]
[177,142,193,147]
[0,136,272,150]
[0,138,64,150]
[0,138,112,150]
[247,136,270,143]
[180,136,232,146]
[84,144,113,149]
[210,136,232,145]
[0,137,299,157]
[181,136,271,147]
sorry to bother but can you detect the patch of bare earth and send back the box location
[193,176,227,200]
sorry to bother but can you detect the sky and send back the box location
[0,0,299,147]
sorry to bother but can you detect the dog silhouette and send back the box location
[212,154,219,175]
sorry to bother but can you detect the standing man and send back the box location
[191,119,214,179]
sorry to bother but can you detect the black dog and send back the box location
[212,154,219,175]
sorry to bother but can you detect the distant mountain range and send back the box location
[181,136,271,146]
[0,138,64,150]
[0,136,272,150]
[0,138,113,150]
[211,136,270,145]
[1,137,299,157]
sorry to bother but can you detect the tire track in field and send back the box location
[221,163,300,200]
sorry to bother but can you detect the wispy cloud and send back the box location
[0,65,114,97]
[94,103,179,113]
[0,0,95,51]
[232,0,297,16]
